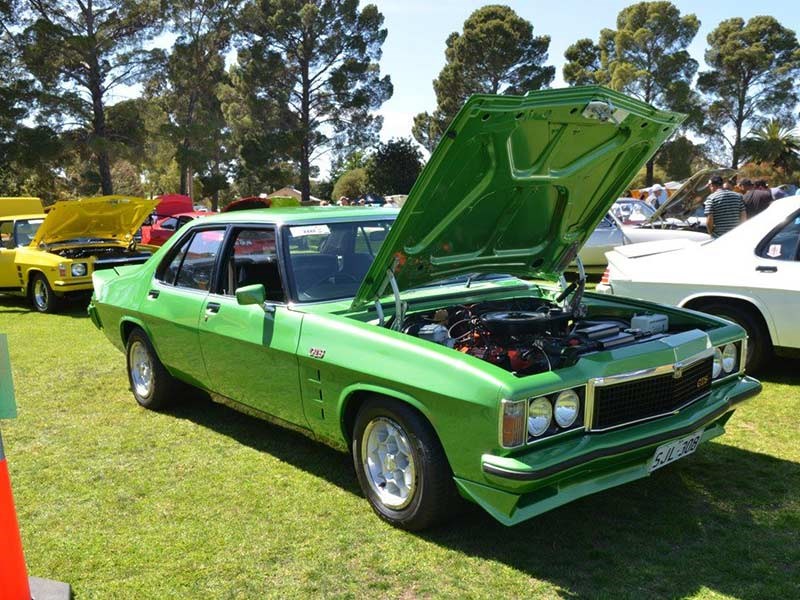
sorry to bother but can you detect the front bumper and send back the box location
[456,375,761,526]
[51,277,93,293]
[87,300,102,329]
[595,282,612,294]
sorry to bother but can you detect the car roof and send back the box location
[160,211,207,220]
[192,206,399,226]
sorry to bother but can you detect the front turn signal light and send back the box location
[500,400,527,448]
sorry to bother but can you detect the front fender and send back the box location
[297,310,504,479]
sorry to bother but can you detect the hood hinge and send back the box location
[376,259,406,330]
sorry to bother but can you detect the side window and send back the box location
[220,228,284,301]
[598,214,616,229]
[354,224,389,256]
[0,222,12,248]
[156,228,225,289]
[759,215,800,261]
[156,234,192,285]
[160,217,178,231]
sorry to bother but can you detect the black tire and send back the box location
[352,397,460,530]
[698,301,771,374]
[29,273,61,313]
[125,328,181,410]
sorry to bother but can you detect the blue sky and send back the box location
[372,0,800,144]
[119,1,799,178]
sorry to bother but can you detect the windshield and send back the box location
[411,273,514,290]
[283,219,394,302]
[612,200,655,224]
[13,219,43,247]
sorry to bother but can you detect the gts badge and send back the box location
[309,347,326,359]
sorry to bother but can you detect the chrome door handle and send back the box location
[206,302,221,314]
[147,289,160,299]
[755,265,777,273]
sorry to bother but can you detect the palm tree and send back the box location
[741,120,800,179]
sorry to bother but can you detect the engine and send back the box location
[53,246,149,260]
[401,298,669,377]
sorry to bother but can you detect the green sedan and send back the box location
[89,87,761,530]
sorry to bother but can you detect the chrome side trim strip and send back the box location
[739,338,748,376]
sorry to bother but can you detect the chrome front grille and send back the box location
[587,354,714,432]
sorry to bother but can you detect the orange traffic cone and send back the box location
[0,431,31,600]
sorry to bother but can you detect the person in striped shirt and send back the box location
[704,175,746,238]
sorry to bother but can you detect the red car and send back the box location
[141,211,208,246]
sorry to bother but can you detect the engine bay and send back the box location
[401,297,673,377]
[53,246,148,259]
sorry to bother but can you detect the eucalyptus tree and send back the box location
[14,0,163,194]
[413,5,553,152]
[235,0,392,202]
[698,16,800,169]
[563,2,700,185]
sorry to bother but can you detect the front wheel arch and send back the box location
[339,386,433,447]
[25,268,45,295]
[683,296,773,373]
[682,296,772,343]
[350,395,461,530]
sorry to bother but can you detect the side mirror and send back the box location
[235,284,266,307]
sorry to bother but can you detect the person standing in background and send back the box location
[705,175,746,238]
[742,178,773,218]
[646,183,667,209]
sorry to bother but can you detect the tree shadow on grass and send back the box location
[163,360,799,599]
[421,443,800,599]
[0,294,89,318]
[165,393,360,494]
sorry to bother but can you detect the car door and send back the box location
[144,226,226,387]
[579,213,624,268]
[751,211,800,348]
[198,226,306,426]
[0,221,17,288]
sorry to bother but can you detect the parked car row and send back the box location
[599,197,800,373]
[578,168,736,272]
[0,195,157,312]
[4,88,786,532]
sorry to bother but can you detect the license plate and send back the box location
[648,430,703,472]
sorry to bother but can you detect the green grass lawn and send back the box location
[1,297,798,599]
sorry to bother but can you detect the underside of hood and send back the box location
[649,168,737,223]
[33,196,159,247]
[353,86,685,308]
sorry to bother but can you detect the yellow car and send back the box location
[0,195,158,312]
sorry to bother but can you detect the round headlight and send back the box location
[712,347,723,378]
[722,343,737,373]
[528,397,552,437]
[71,263,87,277]
[554,390,580,428]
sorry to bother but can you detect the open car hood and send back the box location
[352,86,684,308]
[648,168,737,223]
[32,196,159,247]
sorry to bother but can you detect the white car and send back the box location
[579,208,710,272]
[579,168,737,272]
[597,197,800,373]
